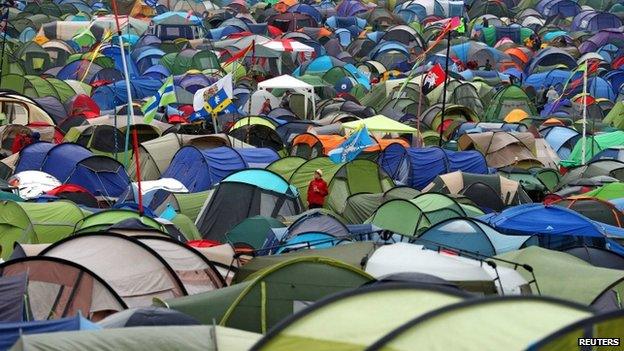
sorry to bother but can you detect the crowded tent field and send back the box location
[2,0,624,348]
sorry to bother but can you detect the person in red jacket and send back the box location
[307,169,328,209]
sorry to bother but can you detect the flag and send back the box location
[192,74,236,120]
[142,76,176,123]
[422,63,446,95]
[144,0,158,8]
[223,43,254,66]
[328,125,375,163]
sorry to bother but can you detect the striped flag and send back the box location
[142,76,176,123]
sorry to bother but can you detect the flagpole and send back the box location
[111,0,143,215]
[581,61,588,165]
[438,30,452,147]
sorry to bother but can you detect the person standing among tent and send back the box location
[546,86,559,103]
[307,169,328,209]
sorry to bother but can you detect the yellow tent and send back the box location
[503,109,530,123]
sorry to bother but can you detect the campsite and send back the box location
[0,0,624,349]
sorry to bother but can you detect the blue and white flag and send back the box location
[141,76,176,123]
[328,125,375,163]
[144,0,158,8]
[192,74,236,120]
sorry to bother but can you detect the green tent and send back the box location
[10,325,260,351]
[367,296,591,351]
[603,100,624,129]
[76,209,165,234]
[483,85,537,122]
[169,213,202,240]
[233,242,377,281]
[582,182,624,200]
[267,157,394,211]
[342,114,417,134]
[254,285,467,351]
[367,193,476,237]
[154,190,213,222]
[0,201,87,258]
[529,311,624,351]
[225,215,285,249]
[158,257,373,333]
[342,186,420,224]
[561,131,624,167]
[497,247,624,306]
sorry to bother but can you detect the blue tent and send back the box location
[222,169,299,196]
[540,126,580,159]
[162,146,279,192]
[536,0,580,17]
[0,315,99,351]
[41,143,93,183]
[101,45,139,78]
[526,48,577,74]
[590,147,624,162]
[66,156,130,198]
[480,204,624,252]
[378,144,488,189]
[91,78,163,111]
[416,218,533,256]
[14,142,54,174]
[523,69,572,90]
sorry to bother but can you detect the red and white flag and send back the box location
[422,63,446,94]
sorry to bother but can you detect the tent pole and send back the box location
[439,30,452,147]
[581,62,588,165]
[111,0,142,214]
[0,2,9,88]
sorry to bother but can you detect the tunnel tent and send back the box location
[0,256,127,321]
[0,200,87,259]
[134,235,226,295]
[195,169,302,242]
[162,146,280,192]
[158,257,373,333]
[341,186,421,224]
[378,144,488,189]
[367,193,472,237]
[65,155,131,199]
[497,247,624,307]
[253,284,467,350]
[416,217,532,256]
[366,296,592,351]
[75,209,166,234]
[41,232,188,308]
[40,143,93,183]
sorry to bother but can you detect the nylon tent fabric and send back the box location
[341,114,417,133]
[14,142,54,174]
[253,284,467,351]
[158,257,373,333]
[366,296,591,351]
[65,156,130,198]
[40,143,93,182]
[0,200,87,259]
[0,256,127,321]
[341,187,421,224]
[195,169,302,242]
[41,233,188,308]
[162,146,279,192]
[497,247,624,307]
[226,216,286,249]
[9,325,260,351]
[75,210,165,233]
[561,131,624,167]
[582,182,624,200]
[0,315,100,351]
[0,273,26,323]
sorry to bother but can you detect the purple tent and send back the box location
[336,0,368,17]
[579,28,624,54]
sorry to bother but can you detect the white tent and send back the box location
[256,75,316,119]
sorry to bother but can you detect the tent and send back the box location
[342,187,421,224]
[226,216,286,250]
[378,145,488,189]
[0,315,100,351]
[423,171,532,210]
[417,218,532,256]
[483,85,537,122]
[497,247,624,308]
[253,284,467,350]
[561,131,624,167]
[10,325,259,351]
[257,75,316,119]
[0,256,127,321]
[342,114,417,134]
[367,193,477,237]
[195,169,302,242]
[554,197,624,227]
[159,257,372,333]
[65,156,130,198]
[0,200,87,259]
[162,146,279,192]
[365,243,529,295]
[366,296,591,351]
[267,157,395,212]
[75,210,165,234]
[41,233,188,308]
[458,131,543,169]
[582,182,624,200]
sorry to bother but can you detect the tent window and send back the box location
[166,27,180,36]
[3,102,29,125]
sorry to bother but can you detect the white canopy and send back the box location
[257,75,316,119]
